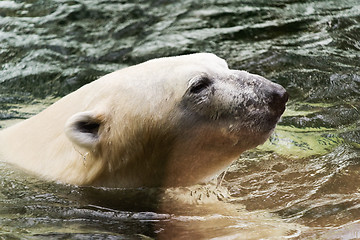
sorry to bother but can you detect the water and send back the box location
[0,0,359,239]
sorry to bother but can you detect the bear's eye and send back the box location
[189,77,212,94]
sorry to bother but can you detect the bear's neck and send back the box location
[0,85,109,185]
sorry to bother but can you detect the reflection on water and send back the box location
[0,162,302,239]
[1,0,360,239]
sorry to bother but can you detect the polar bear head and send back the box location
[62,53,288,187]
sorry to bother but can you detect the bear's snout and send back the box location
[268,85,289,116]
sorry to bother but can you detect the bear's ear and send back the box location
[65,111,105,150]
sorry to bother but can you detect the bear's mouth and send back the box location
[219,103,286,146]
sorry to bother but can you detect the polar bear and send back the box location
[0,53,288,187]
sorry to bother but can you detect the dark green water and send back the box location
[0,0,360,239]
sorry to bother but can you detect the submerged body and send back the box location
[0,53,288,187]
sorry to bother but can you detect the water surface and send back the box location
[1,0,360,239]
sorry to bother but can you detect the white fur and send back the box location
[0,53,285,187]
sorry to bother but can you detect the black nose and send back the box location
[268,87,289,115]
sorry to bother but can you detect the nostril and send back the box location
[269,89,289,114]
